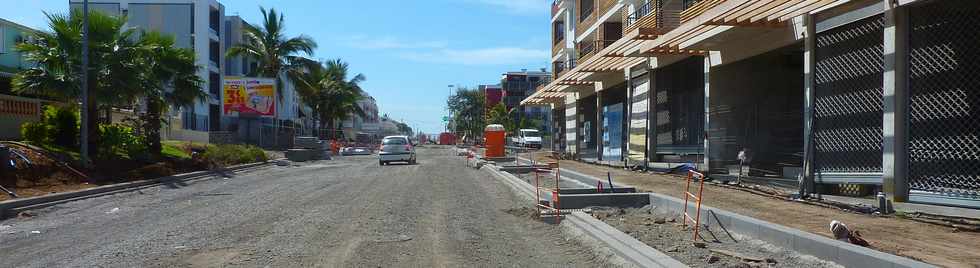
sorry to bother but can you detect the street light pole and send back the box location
[80,0,90,167]
[447,85,454,133]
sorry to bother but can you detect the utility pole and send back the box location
[80,0,90,167]
[447,85,455,134]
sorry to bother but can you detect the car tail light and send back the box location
[405,145,411,151]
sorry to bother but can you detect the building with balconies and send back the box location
[70,0,226,132]
[523,0,980,209]
[502,69,553,133]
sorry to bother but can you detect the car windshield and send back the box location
[522,130,539,137]
[382,138,407,145]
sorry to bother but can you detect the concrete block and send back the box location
[758,222,795,250]
[558,187,637,194]
[792,231,841,263]
[285,149,315,162]
[556,193,650,209]
[838,244,887,268]
[726,213,763,240]
[293,136,322,149]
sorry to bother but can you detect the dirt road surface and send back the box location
[0,146,610,267]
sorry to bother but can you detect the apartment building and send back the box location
[501,69,552,133]
[479,84,503,115]
[342,96,380,140]
[0,18,42,140]
[70,0,226,133]
[523,0,980,208]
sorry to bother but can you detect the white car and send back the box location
[379,136,416,165]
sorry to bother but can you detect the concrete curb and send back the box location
[482,165,687,268]
[539,162,936,268]
[0,160,273,218]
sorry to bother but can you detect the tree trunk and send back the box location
[85,82,99,160]
[145,97,163,160]
[326,117,335,140]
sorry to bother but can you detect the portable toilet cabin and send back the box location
[484,124,506,158]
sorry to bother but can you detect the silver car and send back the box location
[379,136,416,165]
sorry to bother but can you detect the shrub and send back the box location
[200,144,268,167]
[20,121,49,145]
[47,106,79,147]
[97,123,146,160]
[20,105,79,147]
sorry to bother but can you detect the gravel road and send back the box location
[0,146,609,267]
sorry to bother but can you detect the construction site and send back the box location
[511,0,980,266]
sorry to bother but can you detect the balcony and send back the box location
[551,0,563,18]
[575,0,618,40]
[576,39,615,62]
[622,0,681,39]
[680,0,723,24]
[553,58,577,78]
[553,38,565,57]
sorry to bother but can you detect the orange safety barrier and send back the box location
[534,161,561,224]
[682,170,706,241]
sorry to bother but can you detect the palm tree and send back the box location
[320,59,366,139]
[137,31,206,159]
[14,10,143,156]
[225,6,317,104]
[292,59,366,139]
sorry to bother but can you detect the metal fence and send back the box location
[812,14,884,175]
[907,0,980,198]
[652,56,704,163]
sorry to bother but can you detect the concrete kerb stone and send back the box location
[0,160,274,218]
[481,165,687,268]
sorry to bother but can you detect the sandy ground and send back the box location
[530,151,980,268]
[0,147,613,267]
[597,206,841,268]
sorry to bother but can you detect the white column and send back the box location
[802,14,817,194]
[882,2,909,202]
[702,54,712,172]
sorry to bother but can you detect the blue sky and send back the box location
[3,0,552,134]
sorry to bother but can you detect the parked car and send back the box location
[511,129,542,149]
[341,147,373,156]
[379,135,416,165]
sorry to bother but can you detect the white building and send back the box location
[69,1,310,142]
[70,0,226,132]
[342,95,380,140]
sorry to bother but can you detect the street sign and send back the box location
[442,116,449,122]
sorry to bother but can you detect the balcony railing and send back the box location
[554,61,567,75]
[683,0,704,9]
[576,40,615,62]
[680,0,723,24]
[624,0,663,33]
[552,0,562,17]
[578,41,596,58]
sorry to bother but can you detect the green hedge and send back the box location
[200,144,268,167]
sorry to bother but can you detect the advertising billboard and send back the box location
[223,77,276,117]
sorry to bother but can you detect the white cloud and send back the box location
[343,35,448,50]
[467,0,551,14]
[399,47,549,66]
